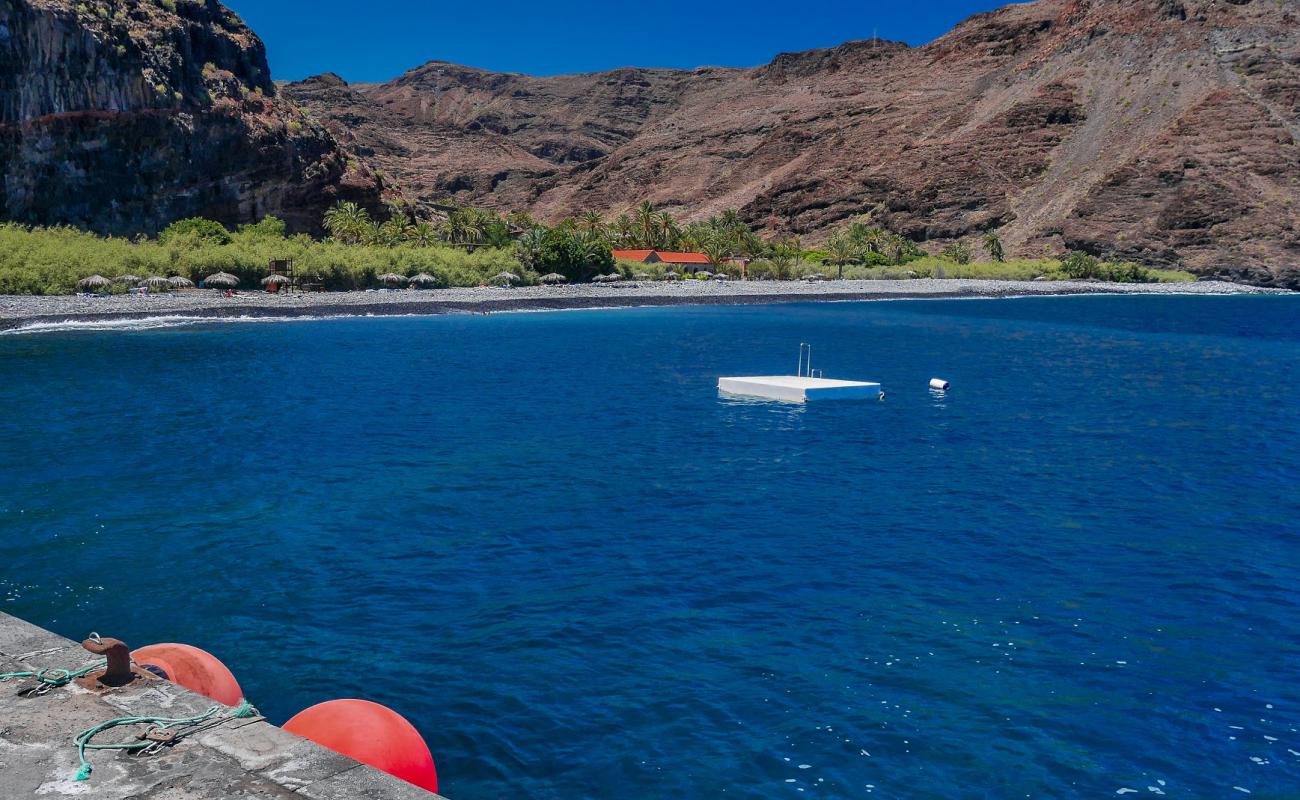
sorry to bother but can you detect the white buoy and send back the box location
[929,378,950,391]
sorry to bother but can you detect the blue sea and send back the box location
[2,295,1298,799]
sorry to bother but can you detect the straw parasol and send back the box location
[713,273,730,281]
[168,275,194,289]
[662,271,681,280]
[695,270,714,279]
[634,271,651,280]
[204,274,240,290]
[139,276,172,290]
[204,272,239,289]
[539,273,567,284]
[77,275,111,291]
[408,272,438,286]
[491,271,520,286]
[261,274,292,286]
[805,272,827,282]
[113,274,140,285]
[376,272,405,286]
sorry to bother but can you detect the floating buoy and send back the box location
[929,378,950,391]
[283,699,437,793]
[131,643,243,706]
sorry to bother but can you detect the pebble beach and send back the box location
[0,278,1288,332]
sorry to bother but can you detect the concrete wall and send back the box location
[0,612,446,800]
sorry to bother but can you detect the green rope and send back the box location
[72,698,259,781]
[0,661,105,688]
[4,653,260,781]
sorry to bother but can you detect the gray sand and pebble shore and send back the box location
[0,278,1290,332]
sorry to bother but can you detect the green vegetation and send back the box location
[0,198,1196,294]
[0,221,520,295]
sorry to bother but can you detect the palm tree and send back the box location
[940,240,972,265]
[825,233,858,279]
[655,211,679,249]
[515,227,547,271]
[634,201,657,248]
[613,214,636,246]
[373,217,412,247]
[983,230,1005,262]
[768,238,800,280]
[715,208,746,234]
[700,232,735,274]
[847,222,886,256]
[409,222,438,247]
[322,201,372,244]
[577,210,606,237]
[578,231,612,271]
[441,207,487,248]
[506,211,539,234]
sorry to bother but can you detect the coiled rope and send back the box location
[72,699,258,781]
[2,658,258,781]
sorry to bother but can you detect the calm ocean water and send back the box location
[2,296,1298,799]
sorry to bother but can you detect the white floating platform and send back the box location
[718,375,883,402]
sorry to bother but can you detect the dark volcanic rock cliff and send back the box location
[0,0,380,234]
[287,0,1300,286]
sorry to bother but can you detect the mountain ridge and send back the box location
[285,0,1300,286]
[0,0,1296,286]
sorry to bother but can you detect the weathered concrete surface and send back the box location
[0,612,445,799]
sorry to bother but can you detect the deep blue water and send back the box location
[2,296,1299,799]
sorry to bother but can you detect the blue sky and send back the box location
[225,0,1005,83]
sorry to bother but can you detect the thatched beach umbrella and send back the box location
[695,270,714,279]
[539,273,566,284]
[168,275,194,289]
[634,271,651,280]
[77,275,111,291]
[409,272,438,286]
[205,272,239,289]
[261,274,292,286]
[113,274,140,285]
[377,272,405,286]
[714,273,730,281]
[662,271,681,281]
[140,276,172,291]
[491,271,520,286]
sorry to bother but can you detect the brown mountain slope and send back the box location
[0,0,380,235]
[286,0,1300,286]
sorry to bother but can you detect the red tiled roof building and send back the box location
[612,249,712,266]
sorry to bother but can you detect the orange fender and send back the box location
[283,699,437,793]
[131,643,243,706]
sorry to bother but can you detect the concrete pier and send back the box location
[0,612,446,799]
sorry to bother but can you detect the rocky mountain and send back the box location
[0,0,381,235]
[285,0,1300,286]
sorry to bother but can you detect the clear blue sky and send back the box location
[224,0,1005,83]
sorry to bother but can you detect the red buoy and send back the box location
[283,699,438,793]
[131,643,243,706]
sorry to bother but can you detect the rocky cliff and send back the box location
[0,0,380,234]
[286,0,1300,286]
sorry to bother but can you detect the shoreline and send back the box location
[0,278,1290,333]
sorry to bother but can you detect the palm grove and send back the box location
[0,200,1186,295]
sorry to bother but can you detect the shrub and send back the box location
[159,217,231,245]
[0,219,529,294]
[534,229,612,282]
[1060,251,1101,279]
[939,241,972,265]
